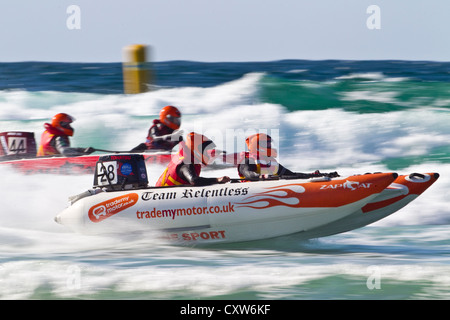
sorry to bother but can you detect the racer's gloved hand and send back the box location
[312,170,323,177]
[325,171,340,178]
[217,176,231,184]
[312,170,340,178]
[260,174,279,180]
[170,129,184,142]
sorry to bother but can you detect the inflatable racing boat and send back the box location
[54,154,439,244]
[0,131,227,174]
[0,131,172,174]
[0,151,172,175]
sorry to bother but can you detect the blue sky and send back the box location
[1,0,449,62]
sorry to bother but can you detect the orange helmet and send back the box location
[51,113,75,136]
[160,106,181,130]
[246,133,277,157]
[185,132,216,165]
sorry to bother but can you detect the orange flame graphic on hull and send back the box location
[237,184,305,209]
[236,173,400,210]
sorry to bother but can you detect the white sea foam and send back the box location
[335,72,409,82]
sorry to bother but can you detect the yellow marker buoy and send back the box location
[122,44,151,94]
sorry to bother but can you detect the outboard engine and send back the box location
[0,131,37,159]
[93,154,148,191]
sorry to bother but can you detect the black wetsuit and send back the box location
[238,158,339,181]
[178,163,220,186]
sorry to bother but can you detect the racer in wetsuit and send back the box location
[37,113,94,157]
[131,106,183,152]
[155,132,230,187]
[237,133,339,181]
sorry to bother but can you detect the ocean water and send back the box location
[0,60,449,301]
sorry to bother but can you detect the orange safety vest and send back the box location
[37,124,63,157]
[155,147,201,187]
[238,152,279,179]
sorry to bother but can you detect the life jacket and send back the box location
[145,119,177,150]
[37,123,65,157]
[155,145,201,187]
[238,152,279,179]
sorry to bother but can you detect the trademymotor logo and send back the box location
[136,202,236,221]
[88,193,139,223]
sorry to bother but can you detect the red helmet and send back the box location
[246,133,277,157]
[185,132,216,165]
[160,106,181,130]
[51,113,75,136]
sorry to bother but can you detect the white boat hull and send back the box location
[56,172,398,244]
